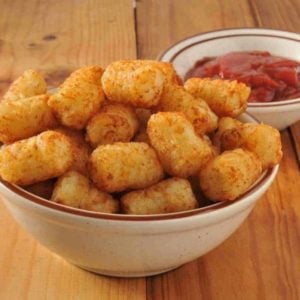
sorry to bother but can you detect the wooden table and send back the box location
[0,1,299,299]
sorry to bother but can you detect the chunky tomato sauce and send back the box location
[185,51,300,102]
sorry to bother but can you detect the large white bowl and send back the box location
[0,114,278,277]
[158,28,300,130]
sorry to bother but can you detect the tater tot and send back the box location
[25,179,56,200]
[0,95,57,144]
[215,120,282,169]
[212,117,243,149]
[199,148,262,201]
[147,112,214,178]
[89,142,164,193]
[54,127,91,175]
[0,131,73,186]
[184,78,250,117]
[86,104,139,147]
[141,60,182,85]
[121,178,198,215]
[236,123,282,169]
[101,60,165,108]
[48,66,105,129]
[52,171,119,213]
[3,69,47,101]
[156,85,218,135]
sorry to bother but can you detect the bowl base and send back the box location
[70,262,182,278]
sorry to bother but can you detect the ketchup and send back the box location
[185,51,300,102]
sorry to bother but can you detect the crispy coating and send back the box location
[212,117,243,149]
[101,60,165,108]
[0,131,73,186]
[121,178,198,215]
[214,118,282,169]
[25,179,56,200]
[147,112,214,178]
[3,69,47,102]
[48,66,105,129]
[0,95,57,144]
[54,127,91,175]
[52,171,119,213]
[86,104,139,147]
[184,78,250,117]
[89,142,164,193]
[199,148,262,201]
[156,85,218,135]
[141,60,182,85]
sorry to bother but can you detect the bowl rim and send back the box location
[0,112,279,221]
[157,27,300,107]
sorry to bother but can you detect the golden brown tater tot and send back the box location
[0,94,57,144]
[48,66,105,129]
[89,142,164,193]
[184,78,250,117]
[0,131,73,186]
[52,171,119,213]
[101,60,165,108]
[147,112,214,177]
[199,148,262,201]
[86,104,139,147]
[121,178,198,215]
[157,85,218,135]
[3,69,47,101]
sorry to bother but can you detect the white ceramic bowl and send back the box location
[0,114,278,277]
[158,28,300,130]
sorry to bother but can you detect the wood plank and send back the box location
[136,0,300,299]
[136,0,256,59]
[0,0,137,94]
[290,122,300,166]
[0,1,145,299]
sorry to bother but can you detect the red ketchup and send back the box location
[185,51,300,102]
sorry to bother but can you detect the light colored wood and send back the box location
[136,0,300,299]
[0,1,146,300]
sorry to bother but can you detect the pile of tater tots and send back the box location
[0,60,282,215]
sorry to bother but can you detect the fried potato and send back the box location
[101,60,165,108]
[147,112,214,177]
[52,171,119,213]
[86,104,139,147]
[89,142,164,193]
[0,94,57,144]
[0,131,73,186]
[141,60,182,85]
[25,179,56,200]
[121,178,198,215]
[54,127,91,175]
[3,69,47,102]
[184,78,250,117]
[214,118,282,169]
[48,66,105,129]
[156,85,218,135]
[199,148,262,201]
[212,117,243,149]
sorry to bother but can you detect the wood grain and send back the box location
[136,0,300,299]
[0,0,136,94]
[0,1,145,300]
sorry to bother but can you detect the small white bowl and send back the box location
[0,114,279,278]
[158,28,300,130]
